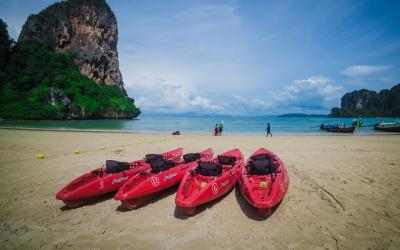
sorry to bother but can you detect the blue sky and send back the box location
[1,0,400,115]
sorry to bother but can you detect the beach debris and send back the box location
[172,130,181,135]
[36,153,45,159]
[137,141,143,144]
[74,150,81,154]
[99,146,106,150]
[120,143,126,147]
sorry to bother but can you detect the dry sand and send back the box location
[0,129,399,249]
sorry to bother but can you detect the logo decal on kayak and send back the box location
[164,172,177,180]
[212,183,218,194]
[112,176,128,185]
[220,180,229,188]
[151,176,160,186]
[100,181,104,190]
[259,181,268,188]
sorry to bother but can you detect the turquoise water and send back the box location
[0,115,398,134]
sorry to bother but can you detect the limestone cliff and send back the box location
[19,0,123,88]
[329,83,400,117]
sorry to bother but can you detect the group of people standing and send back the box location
[214,123,224,136]
[213,122,272,137]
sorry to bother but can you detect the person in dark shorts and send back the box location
[266,122,272,137]
[219,123,224,136]
[214,124,219,136]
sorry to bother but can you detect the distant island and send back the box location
[329,83,400,117]
[278,113,327,118]
[0,0,140,120]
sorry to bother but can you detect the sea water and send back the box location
[0,115,398,135]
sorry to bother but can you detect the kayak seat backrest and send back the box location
[198,161,222,176]
[251,153,269,161]
[145,154,163,163]
[183,153,201,163]
[150,159,176,173]
[106,160,130,173]
[250,159,275,175]
[218,155,236,165]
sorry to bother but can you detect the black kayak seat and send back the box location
[250,159,275,175]
[198,162,222,176]
[106,160,130,173]
[218,155,236,165]
[150,159,176,173]
[251,153,270,161]
[183,153,201,163]
[145,154,163,163]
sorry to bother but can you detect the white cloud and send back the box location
[268,76,344,111]
[232,95,272,109]
[125,77,224,114]
[341,65,393,76]
[126,76,344,115]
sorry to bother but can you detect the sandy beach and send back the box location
[0,129,399,249]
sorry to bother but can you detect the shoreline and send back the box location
[1,126,399,136]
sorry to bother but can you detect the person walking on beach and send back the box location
[214,124,219,136]
[219,123,224,136]
[266,123,272,137]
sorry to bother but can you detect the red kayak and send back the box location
[114,148,214,209]
[175,149,244,215]
[56,148,183,208]
[238,148,289,217]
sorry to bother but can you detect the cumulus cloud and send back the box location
[125,75,343,115]
[225,77,343,114]
[232,95,272,109]
[341,65,393,76]
[270,76,344,109]
[268,76,344,111]
[125,77,224,114]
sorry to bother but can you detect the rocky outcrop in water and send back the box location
[329,83,400,117]
[19,0,124,88]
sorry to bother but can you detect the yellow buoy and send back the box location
[99,146,106,150]
[36,153,45,159]
[74,150,81,154]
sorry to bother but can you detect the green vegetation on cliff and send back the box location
[329,84,400,117]
[0,19,140,119]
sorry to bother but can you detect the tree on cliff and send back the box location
[0,19,13,87]
[329,84,400,117]
[0,19,140,119]
[0,0,141,120]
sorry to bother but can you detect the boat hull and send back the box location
[238,148,289,217]
[56,148,183,208]
[320,125,355,133]
[115,148,214,209]
[175,149,244,215]
[374,126,400,132]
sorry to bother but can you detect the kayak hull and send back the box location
[175,149,244,215]
[238,148,289,217]
[115,148,214,209]
[56,148,183,208]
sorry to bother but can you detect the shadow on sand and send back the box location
[234,185,282,221]
[116,185,179,212]
[60,192,116,211]
[173,188,234,219]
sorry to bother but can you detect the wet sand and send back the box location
[0,129,399,249]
